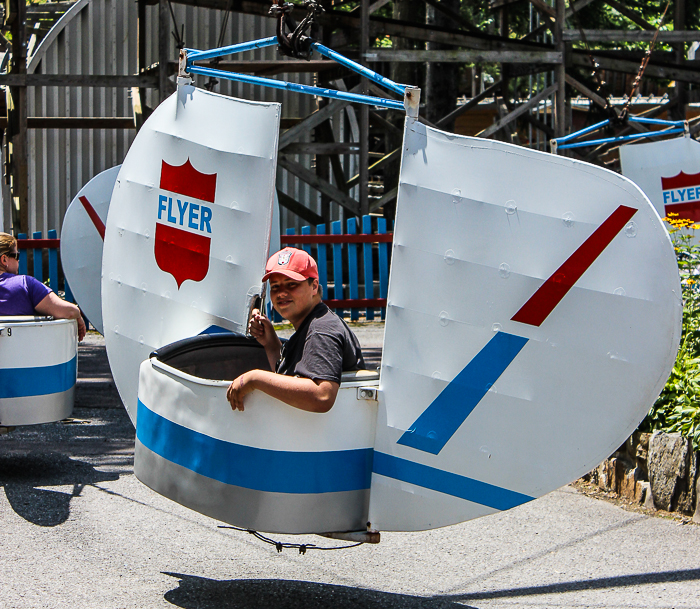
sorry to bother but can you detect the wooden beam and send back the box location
[368,110,403,139]
[478,84,557,138]
[283,142,360,155]
[278,91,357,150]
[0,117,136,129]
[436,79,502,128]
[346,148,400,190]
[278,155,360,216]
[521,0,597,41]
[563,29,700,42]
[368,0,392,14]
[0,74,159,88]
[490,0,522,10]
[369,187,398,212]
[363,49,562,63]
[423,0,478,33]
[523,112,555,138]
[571,52,700,85]
[159,0,170,102]
[554,0,566,138]
[276,189,324,225]
[167,0,553,54]
[315,119,350,195]
[366,16,551,53]
[601,0,655,31]
[565,74,608,110]
[529,0,556,19]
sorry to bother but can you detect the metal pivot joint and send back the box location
[270,0,324,61]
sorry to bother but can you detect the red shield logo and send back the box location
[155,159,216,288]
[661,170,700,221]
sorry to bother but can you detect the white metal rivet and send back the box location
[499,263,510,278]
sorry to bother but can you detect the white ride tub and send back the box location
[136,333,379,534]
[0,316,77,426]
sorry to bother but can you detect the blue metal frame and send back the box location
[557,127,686,150]
[552,114,687,151]
[184,36,407,111]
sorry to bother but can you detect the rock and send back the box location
[648,432,697,514]
[640,481,654,509]
[694,474,700,524]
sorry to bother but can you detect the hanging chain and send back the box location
[218,525,364,554]
[571,8,615,119]
[619,0,672,121]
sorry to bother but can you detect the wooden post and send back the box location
[138,0,147,74]
[6,0,28,234]
[672,0,687,122]
[158,0,170,103]
[359,0,369,217]
[499,5,509,128]
[554,0,566,138]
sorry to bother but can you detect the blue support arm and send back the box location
[186,64,406,110]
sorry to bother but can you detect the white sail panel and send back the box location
[621,136,700,240]
[102,83,280,422]
[60,166,120,334]
[369,120,681,531]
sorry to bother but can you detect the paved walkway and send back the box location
[1,331,699,608]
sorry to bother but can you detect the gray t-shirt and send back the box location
[276,303,365,384]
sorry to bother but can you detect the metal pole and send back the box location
[186,37,278,62]
[312,42,406,97]
[186,65,405,110]
[554,0,566,139]
[359,0,370,217]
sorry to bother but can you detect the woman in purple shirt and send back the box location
[0,233,86,340]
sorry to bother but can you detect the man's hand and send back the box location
[225,369,339,414]
[248,309,275,345]
[227,371,256,411]
[248,309,282,370]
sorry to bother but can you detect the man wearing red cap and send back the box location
[227,247,365,413]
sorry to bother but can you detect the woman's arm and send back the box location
[35,292,87,341]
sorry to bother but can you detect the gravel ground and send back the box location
[1,330,699,609]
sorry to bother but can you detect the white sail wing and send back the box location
[369,119,681,531]
[102,83,280,422]
[60,165,120,334]
[621,136,700,239]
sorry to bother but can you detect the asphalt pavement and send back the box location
[1,329,699,609]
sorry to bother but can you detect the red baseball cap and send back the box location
[262,247,319,282]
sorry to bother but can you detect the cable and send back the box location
[218,525,364,554]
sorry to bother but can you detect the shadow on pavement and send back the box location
[0,452,119,526]
[443,568,700,603]
[163,574,474,609]
[163,568,700,608]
